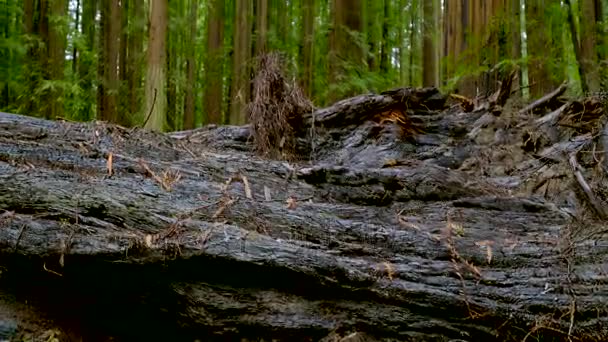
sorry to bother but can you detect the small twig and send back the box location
[518,81,568,115]
[14,224,26,252]
[242,175,253,199]
[142,88,158,128]
[568,152,608,219]
[43,262,63,277]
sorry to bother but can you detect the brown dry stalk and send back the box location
[247,52,313,161]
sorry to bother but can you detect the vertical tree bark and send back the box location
[422,0,439,86]
[127,0,144,120]
[166,2,177,132]
[78,0,97,121]
[72,0,80,74]
[22,0,39,115]
[38,0,66,119]
[366,0,379,72]
[379,0,390,73]
[229,0,252,125]
[329,0,364,101]
[398,0,406,84]
[301,0,315,98]
[564,0,588,93]
[276,0,289,45]
[255,0,268,56]
[97,0,120,123]
[205,0,225,125]
[48,0,67,119]
[183,0,198,129]
[144,0,168,131]
[526,0,558,98]
[580,0,600,92]
[509,0,521,97]
[119,0,129,124]
[408,0,417,86]
[595,0,606,88]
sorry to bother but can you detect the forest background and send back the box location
[0,0,606,131]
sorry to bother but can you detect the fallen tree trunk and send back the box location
[1,82,608,342]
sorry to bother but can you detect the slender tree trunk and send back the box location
[366,0,379,72]
[22,0,39,115]
[329,0,364,101]
[41,0,67,120]
[255,0,268,56]
[526,0,557,98]
[119,0,129,124]
[398,0,407,85]
[520,0,529,99]
[379,0,390,73]
[166,8,177,131]
[422,0,439,86]
[79,0,96,120]
[72,0,80,74]
[564,0,588,93]
[408,0,416,86]
[127,0,144,120]
[595,0,607,88]
[143,0,168,131]
[580,0,600,92]
[301,0,315,98]
[509,0,521,98]
[229,0,252,125]
[183,0,197,129]
[205,0,224,125]
[276,0,288,46]
[97,0,120,123]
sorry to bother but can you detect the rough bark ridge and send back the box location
[1,78,608,341]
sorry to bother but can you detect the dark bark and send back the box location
[0,85,607,341]
[126,0,144,121]
[183,0,197,130]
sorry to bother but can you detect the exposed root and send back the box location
[247,52,314,161]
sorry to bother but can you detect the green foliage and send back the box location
[2,0,607,125]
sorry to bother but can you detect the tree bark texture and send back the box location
[1,83,608,341]
[144,0,168,131]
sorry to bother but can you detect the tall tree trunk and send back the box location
[580,0,601,92]
[143,0,168,131]
[97,0,120,123]
[301,0,315,98]
[398,0,407,84]
[48,0,67,119]
[229,0,252,125]
[166,9,177,131]
[595,0,607,88]
[379,0,390,74]
[366,0,380,72]
[183,0,198,129]
[509,0,521,98]
[255,0,268,56]
[329,0,364,101]
[119,0,129,124]
[408,0,417,86]
[564,0,588,93]
[276,0,288,46]
[72,0,80,74]
[526,0,558,98]
[422,0,439,86]
[22,0,39,115]
[127,0,144,120]
[39,0,67,119]
[205,0,224,125]
[78,0,96,121]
